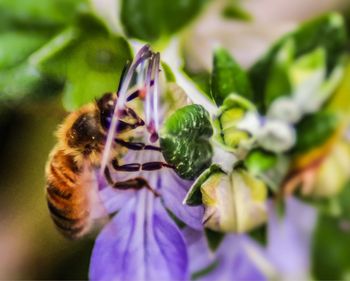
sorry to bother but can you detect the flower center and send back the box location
[99,45,172,195]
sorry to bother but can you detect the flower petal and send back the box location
[98,187,135,214]
[161,170,204,230]
[267,197,317,280]
[182,227,215,274]
[199,235,266,281]
[89,191,189,281]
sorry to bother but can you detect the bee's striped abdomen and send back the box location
[46,148,90,239]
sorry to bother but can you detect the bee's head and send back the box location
[96,92,116,130]
[67,111,103,156]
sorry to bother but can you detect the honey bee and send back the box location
[45,47,172,239]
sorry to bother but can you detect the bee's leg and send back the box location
[116,120,144,133]
[141,162,174,170]
[126,89,140,102]
[112,159,173,171]
[104,167,159,196]
[121,107,144,124]
[112,159,141,172]
[104,166,114,185]
[115,138,161,152]
[113,177,160,196]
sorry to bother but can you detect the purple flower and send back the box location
[183,227,266,281]
[89,45,203,281]
[87,44,317,281]
[264,197,317,280]
[90,192,188,281]
[182,197,317,281]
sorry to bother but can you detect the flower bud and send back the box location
[201,169,268,233]
[214,94,257,156]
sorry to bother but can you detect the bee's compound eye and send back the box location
[97,93,115,112]
[97,93,115,129]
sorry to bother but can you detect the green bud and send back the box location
[214,94,257,155]
[201,168,268,233]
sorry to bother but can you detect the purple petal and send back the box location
[182,227,215,273]
[266,197,317,279]
[98,187,135,214]
[199,235,266,281]
[160,170,204,230]
[89,191,189,281]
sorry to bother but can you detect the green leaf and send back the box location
[183,68,211,100]
[192,260,219,281]
[248,224,267,246]
[0,30,62,102]
[312,211,350,280]
[289,48,326,88]
[0,31,49,69]
[250,13,347,112]
[161,62,176,82]
[0,0,87,103]
[160,104,213,180]
[0,0,85,30]
[205,228,225,251]
[184,164,224,206]
[294,111,339,154]
[326,60,350,114]
[211,48,253,106]
[245,149,277,176]
[264,39,294,106]
[0,63,62,102]
[36,14,132,110]
[222,3,252,21]
[121,0,208,42]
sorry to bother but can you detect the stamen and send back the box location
[144,53,161,143]
[152,53,160,135]
[100,45,153,176]
[145,56,154,135]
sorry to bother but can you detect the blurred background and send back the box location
[0,0,350,279]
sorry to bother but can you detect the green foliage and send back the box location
[120,0,208,42]
[0,29,63,101]
[249,13,347,111]
[184,70,211,100]
[0,0,85,29]
[0,0,85,103]
[327,61,350,114]
[248,224,267,246]
[312,184,350,280]
[245,149,277,176]
[191,260,219,281]
[211,48,253,106]
[37,14,131,110]
[294,111,339,154]
[222,3,252,21]
[0,1,131,109]
[160,104,213,180]
[264,40,294,106]
[205,228,225,251]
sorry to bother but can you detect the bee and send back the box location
[45,47,173,239]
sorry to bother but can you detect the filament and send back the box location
[100,45,152,175]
